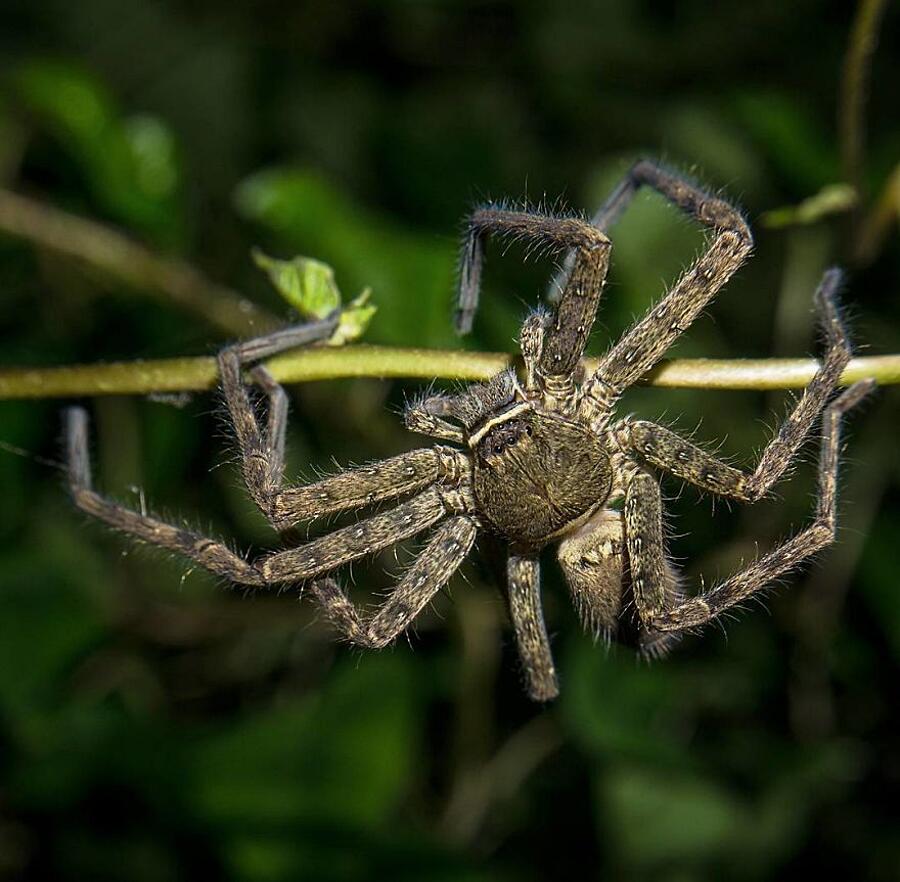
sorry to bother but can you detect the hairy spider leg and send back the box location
[66,406,265,586]
[575,159,753,418]
[507,552,558,701]
[217,318,484,644]
[219,339,469,530]
[404,395,467,444]
[66,406,474,588]
[618,270,853,504]
[456,209,611,387]
[66,407,471,586]
[67,311,475,592]
[311,515,478,649]
[623,378,873,634]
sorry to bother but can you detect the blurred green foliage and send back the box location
[0,2,898,880]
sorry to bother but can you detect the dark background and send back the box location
[0,1,898,879]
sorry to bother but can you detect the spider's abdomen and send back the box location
[471,410,612,547]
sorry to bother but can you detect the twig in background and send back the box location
[0,187,278,337]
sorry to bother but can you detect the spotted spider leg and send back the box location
[610,273,870,634]
[67,317,476,596]
[456,208,611,399]
[220,326,483,641]
[404,395,466,444]
[506,553,558,701]
[218,344,460,528]
[311,515,478,649]
[617,271,853,505]
[622,378,873,634]
[66,400,473,587]
[578,160,753,419]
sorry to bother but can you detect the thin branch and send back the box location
[839,0,889,202]
[0,347,894,400]
[0,187,278,337]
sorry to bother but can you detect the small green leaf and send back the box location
[761,183,858,228]
[252,248,341,318]
[330,288,377,346]
[10,60,184,244]
[252,248,376,344]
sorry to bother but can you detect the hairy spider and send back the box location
[66,159,872,701]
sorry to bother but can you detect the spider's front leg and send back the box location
[579,160,754,417]
[455,207,611,403]
[219,330,469,529]
[621,378,873,637]
[66,406,266,586]
[67,402,477,590]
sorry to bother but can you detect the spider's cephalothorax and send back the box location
[470,401,613,545]
[66,160,873,702]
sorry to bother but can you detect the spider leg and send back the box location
[258,483,474,582]
[67,406,475,587]
[507,553,558,702]
[580,160,753,414]
[310,516,477,648]
[231,314,339,362]
[217,318,338,523]
[455,207,611,383]
[623,379,874,635]
[218,346,468,528]
[618,271,852,502]
[66,406,265,586]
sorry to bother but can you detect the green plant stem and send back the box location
[0,347,894,400]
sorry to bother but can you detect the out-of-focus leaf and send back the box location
[661,103,767,193]
[251,248,376,345]
[561,635,696,767]
[10,60,183,244]
[732,92,839,191]
[761,183,858,227]
[188,653,418,830]
[0,517,109,722]
[600,738,865,876]
[601,765,745,866]
[0,97,26,185]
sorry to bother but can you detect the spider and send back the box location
[65,159,872,702]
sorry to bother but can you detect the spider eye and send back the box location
[524,425,534,437]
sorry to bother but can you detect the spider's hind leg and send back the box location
[507,552,558,702]
[455,206,611,388]
[625,379,875,638]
